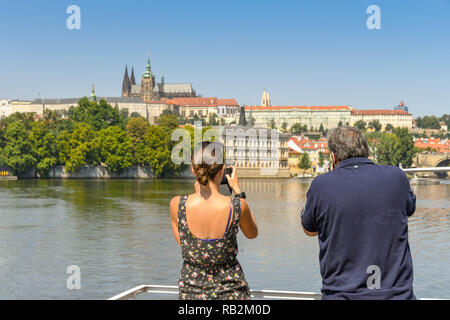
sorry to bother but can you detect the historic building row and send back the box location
[244,104,413,131]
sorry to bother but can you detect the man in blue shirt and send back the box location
[301,126,416,299]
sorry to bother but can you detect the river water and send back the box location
[0,178,449,299]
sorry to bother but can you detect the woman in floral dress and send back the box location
[170,141,258,300]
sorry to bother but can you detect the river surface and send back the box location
[0,178,449,299]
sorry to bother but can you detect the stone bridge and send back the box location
[414,152,450,178]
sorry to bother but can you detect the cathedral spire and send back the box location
[130,66,136,85]
[122,64,131,97]
[90,83,97,101]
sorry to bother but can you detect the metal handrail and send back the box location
[108,284,447,300]
[108,285,322,300]
[402,167,450,173]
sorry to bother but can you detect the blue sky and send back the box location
[0,0,449,117]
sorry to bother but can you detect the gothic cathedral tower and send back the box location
[141,57,155,102]
[122,65,131,97]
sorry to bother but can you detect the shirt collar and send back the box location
[336,157,374,169]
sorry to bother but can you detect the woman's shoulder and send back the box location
[170,195,183,209]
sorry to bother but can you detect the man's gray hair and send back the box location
[327,126,369,162]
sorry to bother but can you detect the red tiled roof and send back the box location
[245,105,351,111]
[216,99,239,106]
[168,97,238,107]
[147,99,171,104]
[351,109,411,115]
[414,138,450,152]
[289,136,329,153]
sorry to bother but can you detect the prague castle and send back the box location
[121,57,196,101]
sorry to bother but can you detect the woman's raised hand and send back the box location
[225,165,241,194]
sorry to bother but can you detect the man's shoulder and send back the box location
[372,163,408,179]
[311,163,407,185]
[310,171,335,188]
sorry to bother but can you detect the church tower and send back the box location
[141,57,156,102]
[90,84,97,101]
[121,65,131,97]
[261,90,271,106]
[130,66,136,85]
[160,67,165,98]
[238,105,247,126]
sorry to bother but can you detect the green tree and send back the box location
[392,128,416,167]
[119,108,129,119]
[92,126,133,173]
[354,120,366,131]
[298,152,311,177]
[367,128,416,167]
[207,113,219,126]
[281,121,288,133]
[141,125,173,177]
[338,121,343,127]
[319,123,324,133]
[126,117,150,145]
[55,130,71,165]
[126,117,150,165]
[385,123,394,131]
[290,123,307,134]
[415,115,440,129]
[267,119,276,129]
[29,122,58,177]
[368,120,382,132]
[69,97,124,130]
[440,114,450,128]
[62,123,96,172]
[1,121,36,175]
[376,133,399,165]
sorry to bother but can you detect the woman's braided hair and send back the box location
[192,141,224,186]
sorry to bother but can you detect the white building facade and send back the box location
[0,99,12,118]
[244,105,353,130]
[350,109,413,129]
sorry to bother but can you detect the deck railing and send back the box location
[108,284,447,300]
[108,285,322,300]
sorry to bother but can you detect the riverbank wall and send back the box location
[15,165,292,179]
[16,166,157,179]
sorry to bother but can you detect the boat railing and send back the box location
[108,284,448,300]
[108,285,322,300]
[401,166,450,173]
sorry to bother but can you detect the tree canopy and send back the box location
[0,98,187,177]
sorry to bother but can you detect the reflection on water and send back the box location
[0,178,449,299]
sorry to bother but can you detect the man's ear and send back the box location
[332,152,338,165]
[331,152,336,166]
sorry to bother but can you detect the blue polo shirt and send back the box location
[301,157,416,300]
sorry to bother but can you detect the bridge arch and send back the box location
[433,155,450,178]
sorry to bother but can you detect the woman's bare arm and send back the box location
[170,196,181,245]
[239,198,258,239]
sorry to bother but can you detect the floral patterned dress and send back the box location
[177,195,250,300]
